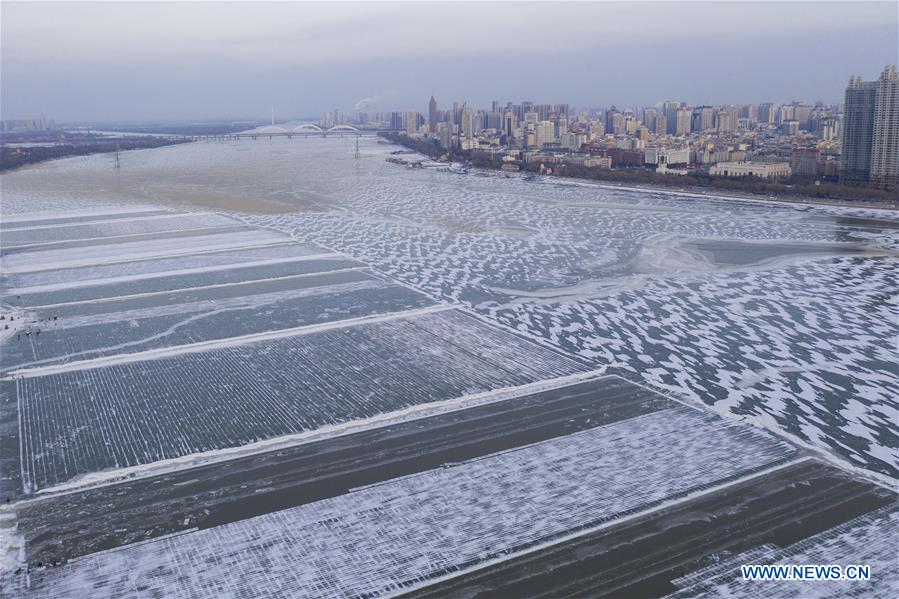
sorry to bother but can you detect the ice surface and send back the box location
[1,244,332,291]
[1,212,238,247]
[668,504,899,598]
[3,280,434,371]
[14,406,797,598]
[24,269,376,317]
[14,309,585,491]
[3,140,897,479]
[0,207,165,222]
[1,139,893,595]
[2,230,292,274]
[483,257,899,476]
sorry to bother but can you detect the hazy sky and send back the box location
[2,1,897,122]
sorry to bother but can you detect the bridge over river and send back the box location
[175,124,400,141]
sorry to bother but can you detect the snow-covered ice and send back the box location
[13,406,797,598]
[1,138,894,597]
[1,212,238,248]
[668,504,899,598]
[14,308,585,491]
[2,230,292,274]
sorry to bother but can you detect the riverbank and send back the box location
[0,138,191,172]
[380,133,898,211]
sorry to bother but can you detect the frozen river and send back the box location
[2,135,897,482]
[1,137,897,597]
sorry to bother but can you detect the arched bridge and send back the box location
[174,124,399,142]
[251,124,361,135]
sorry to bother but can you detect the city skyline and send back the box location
[0,76,884,127]
[2,1,897,121]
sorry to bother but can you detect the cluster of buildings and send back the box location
[346,65,897,191]
[0,118,56,134]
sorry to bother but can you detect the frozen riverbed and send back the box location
[1,140,896,597]
[3,138,896,479]
[16,406,798,598]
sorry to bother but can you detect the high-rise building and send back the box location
[716,110,735,133]
[841,65,899,189]
[758,103,776,125]
[535,120,555,147]
[486,111,503,131]
[438,123,453,151]
[405,111,420,136]
[605,107,620,134]
[776,105,790,125]
[461,107,474,140]
[664,100,680,134]
[780,120,799,136]
[653,111,667,136]
[723,106,740,132]
[792,103,812,130]
[809,108,826,135]
[559,132,586,150]
[524,123,537,148]
[503,111,517,138]
[675,108,692,136]
[871,65,899,189]
[820,117,840,141]
[625,117,639,135]
[605,107,626,135]
[642,107,658,132]
[692,106,715,132]
[741,104,758,122]
[428,96,438,134]
[841,75,876,185]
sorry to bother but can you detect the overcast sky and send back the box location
[2,1,897,122]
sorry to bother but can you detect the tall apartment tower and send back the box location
[841,66,899,189]
[841,77,878,185]
[642,107,658,132]
[758,103,775,125]
[405,111,419,136]
[502,111,516,138]
[664,100,680,134]
[675,108,691,136]
[428,96,438,134]
[461,107,474,140]
[692,106,715,132]
[871,65,899,189]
